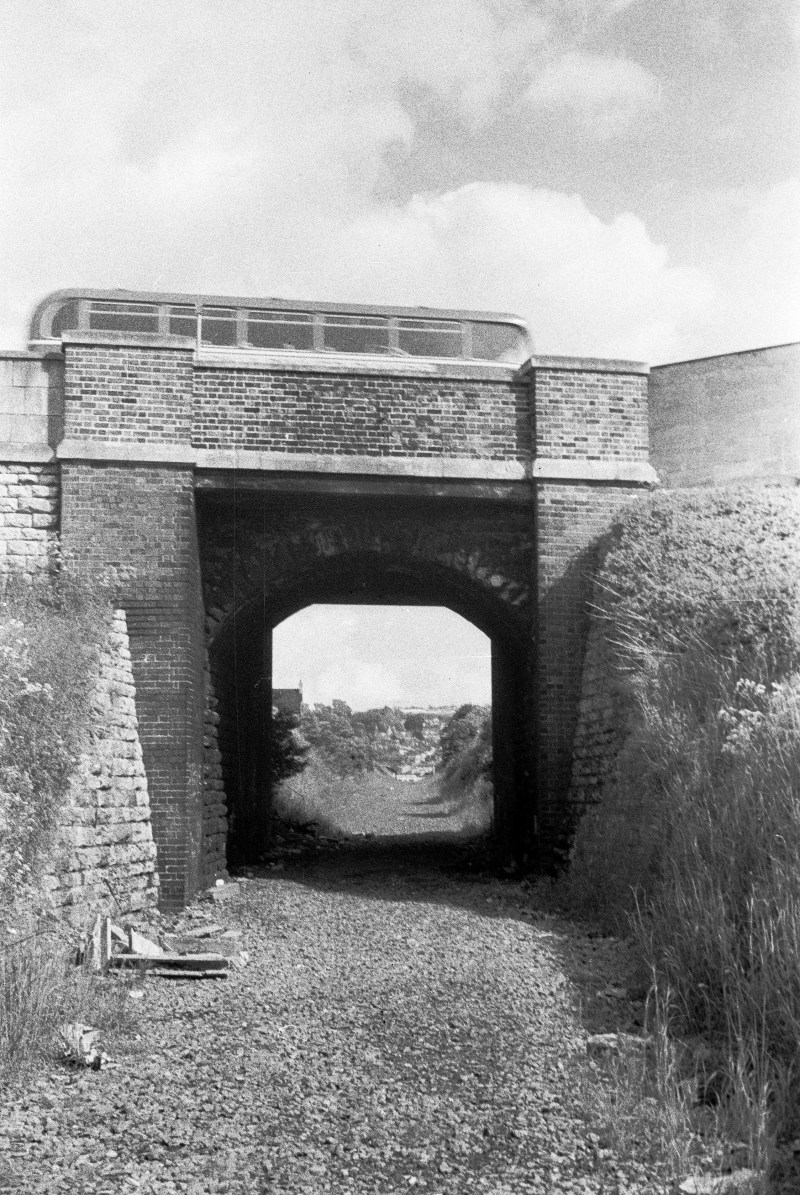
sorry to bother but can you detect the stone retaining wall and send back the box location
[564,589,656,877]
[0,463,59,575]
[43,609,160,924]
[201,665,228,884]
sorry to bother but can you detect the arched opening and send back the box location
[272,604,493,840]
[208,553,533,868]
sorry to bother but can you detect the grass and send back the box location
[275,751,492,839]
[0,568,110,920]
[0,930,141,1087]
[564,490,800,1191]
[0,565,122,1087]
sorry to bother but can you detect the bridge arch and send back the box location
[206,543,534,866]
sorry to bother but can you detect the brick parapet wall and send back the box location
[44,609,159,924]
[192,368,531,461]
[59,462,207,909]
[63,345,194,444]
[533,369,649,461]
[0,463,59,575]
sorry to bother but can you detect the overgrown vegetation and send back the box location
[300,700,409,775]
[437,703,493,823]
[567,488,800,1186]
[0,570,110,920]
[0,567,114,1084]
[276,701,493,838]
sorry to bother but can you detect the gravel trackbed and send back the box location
[0,844,658,1194]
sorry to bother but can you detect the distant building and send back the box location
[273,687,302,717]
[649,341,800,488]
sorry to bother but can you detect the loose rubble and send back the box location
[0,844,784,1193]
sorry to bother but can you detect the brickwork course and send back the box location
[1,318,657,908]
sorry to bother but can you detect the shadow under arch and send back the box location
[209,551,534,868]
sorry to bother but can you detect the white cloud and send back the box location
[693,176,800,357]
[524,51,661,137]
[308,182,716,361]
[0,0,794,366]
[274,605,491,708]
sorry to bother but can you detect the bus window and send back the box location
[200,308,237,347]
[90,301,159,335]
[49,299,80,338]
[397,319,462,358]
[169,305,197,338]
[322,314,391,355]
[470,321,527,363]
[247,310,315,352]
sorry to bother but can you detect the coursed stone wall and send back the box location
[44,610,160,924]
[201,664,227,883]
[0,463,59,575]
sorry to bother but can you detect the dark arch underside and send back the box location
[208,552,534,867]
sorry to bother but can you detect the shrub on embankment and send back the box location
[0,570,127,1081]
[0,571,109,921]
[566,488,800,1159]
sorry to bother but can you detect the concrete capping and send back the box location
[57,439,196,465]
[0,443,57,463]
[519,355,649,377]
[56,441,530,478]
[193,448,530,480]
[61,331,196,352]
[194,347,519,382]
[533,458,659,484]
[0,348,64,362]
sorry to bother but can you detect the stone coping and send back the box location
[0,348,64,361]
[194,348,520,381]
[52,332,649,378]
[0,443,57,462]
[519,355,649,376]
[52,440,658,484]
[533,458,658,483]
[61,330,196,352]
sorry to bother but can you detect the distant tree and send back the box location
[268,710,308,785]
[300,702,374,775]
[439,704,491,770]
[404,712,426,740]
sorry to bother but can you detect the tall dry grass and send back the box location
[566,490,800,1183]
[0,567,117,1085]
[630,661,800,1152]
[276,750,492,838]
[0,569,109,919]
[0,932,141,1086]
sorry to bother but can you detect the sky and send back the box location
[2,0,798,707]
[273,606,491,709]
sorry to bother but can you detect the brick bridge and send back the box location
[0,293,656,907]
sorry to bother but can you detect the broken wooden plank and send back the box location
[149,968,228,980]
[85,915,103,972]
[100,917,112,972]
[179,922,224,939]
[111,952,228,972]
[126,927,164,957]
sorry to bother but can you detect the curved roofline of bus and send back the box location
[29,288,532,343]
